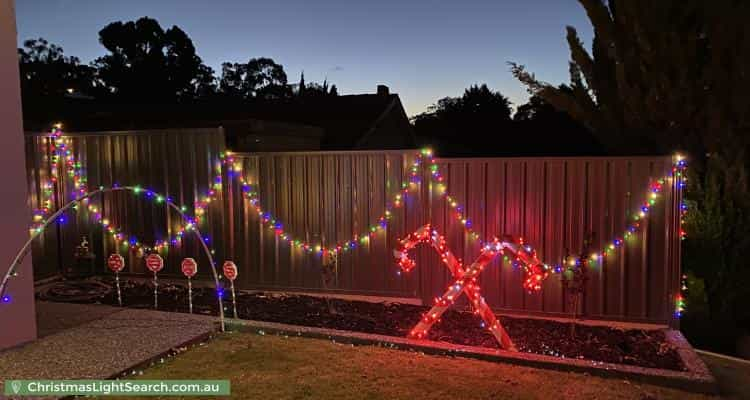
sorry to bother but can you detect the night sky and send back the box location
[16,0,592,116]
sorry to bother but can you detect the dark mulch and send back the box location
[37,278,685,371]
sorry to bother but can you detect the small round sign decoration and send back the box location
[107,253,125,272]
[146,253,164,273]
[107,254,125,306]
[145,253,164,309]
[181,258,198,278]
[181,258,198,313]
[223,261,239,318]
[222,261,237,281]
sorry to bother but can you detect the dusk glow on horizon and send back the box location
[16,0,592,115]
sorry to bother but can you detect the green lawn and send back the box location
[103,331,729,400]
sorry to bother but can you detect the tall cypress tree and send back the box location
[510,0,750,335]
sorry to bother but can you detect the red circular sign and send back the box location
[107,254,125,273]
[181,258,198,278]
[145,253,164,273]
[222,261,238,281]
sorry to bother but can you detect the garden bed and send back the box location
[37,278,685,371]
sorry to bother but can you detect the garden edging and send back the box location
[225,317,717,394]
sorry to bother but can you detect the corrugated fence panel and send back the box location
[427,156,681,325]
[585,160,604,316]
[25,128,226,281]
[544,160,566,314]
[25,131,682,325]
[484,160,505,308]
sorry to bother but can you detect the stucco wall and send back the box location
[0,0,37,349]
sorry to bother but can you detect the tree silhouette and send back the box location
[18,38,96,99]
[219,57,290,100]
[509,0,750,338]
[457,84,512,120]
[514,92,603,155]
[298,71,306,97]
[94,17,208,102]
[18,17,345,129]
[297,80,338,99]
[508,0,750,156]
[513,94,555,122]
[189,64,218,100]
[412,84,512,156]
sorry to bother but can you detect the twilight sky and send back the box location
[16,0,592,116]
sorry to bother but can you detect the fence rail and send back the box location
[24,128,682,326]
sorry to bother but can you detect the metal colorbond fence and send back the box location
[24,128,683,326]
[24,128,226,282]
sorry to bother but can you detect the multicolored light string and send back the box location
[16,126,688,322]
[28,131,425,261]
[82,186,190,255]
[26,128,216,255]
[5,185,227,331]
[224,150,425,257]
[19,135,431,309]
[35,138,688,286]
[419,150,689,315]
[675,273,688,318]
[31,127,89,234]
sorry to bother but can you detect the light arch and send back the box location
[0,186,226,331]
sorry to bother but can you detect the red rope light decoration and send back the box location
[394,224,550,351]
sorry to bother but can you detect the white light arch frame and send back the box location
[0,186,226,331]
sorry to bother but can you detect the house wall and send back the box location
[25,129,683,326]
[0,0,38,350]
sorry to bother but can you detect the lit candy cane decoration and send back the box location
[395,225,550,350]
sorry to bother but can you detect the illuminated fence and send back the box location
[24,128,683,326]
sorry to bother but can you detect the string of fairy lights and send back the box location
[27,128,186,255]
[31,128,88,233]
[28,129,426,259]
[4,128,688,320]
[1,129,426,304]
[233,151,421,256]
[28,131,689,270]
[419,150,689,317]
[82,185,201,255]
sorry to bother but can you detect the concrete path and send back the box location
[697,350,750,399]
[35,301,124,338]
[0,302,217,387]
